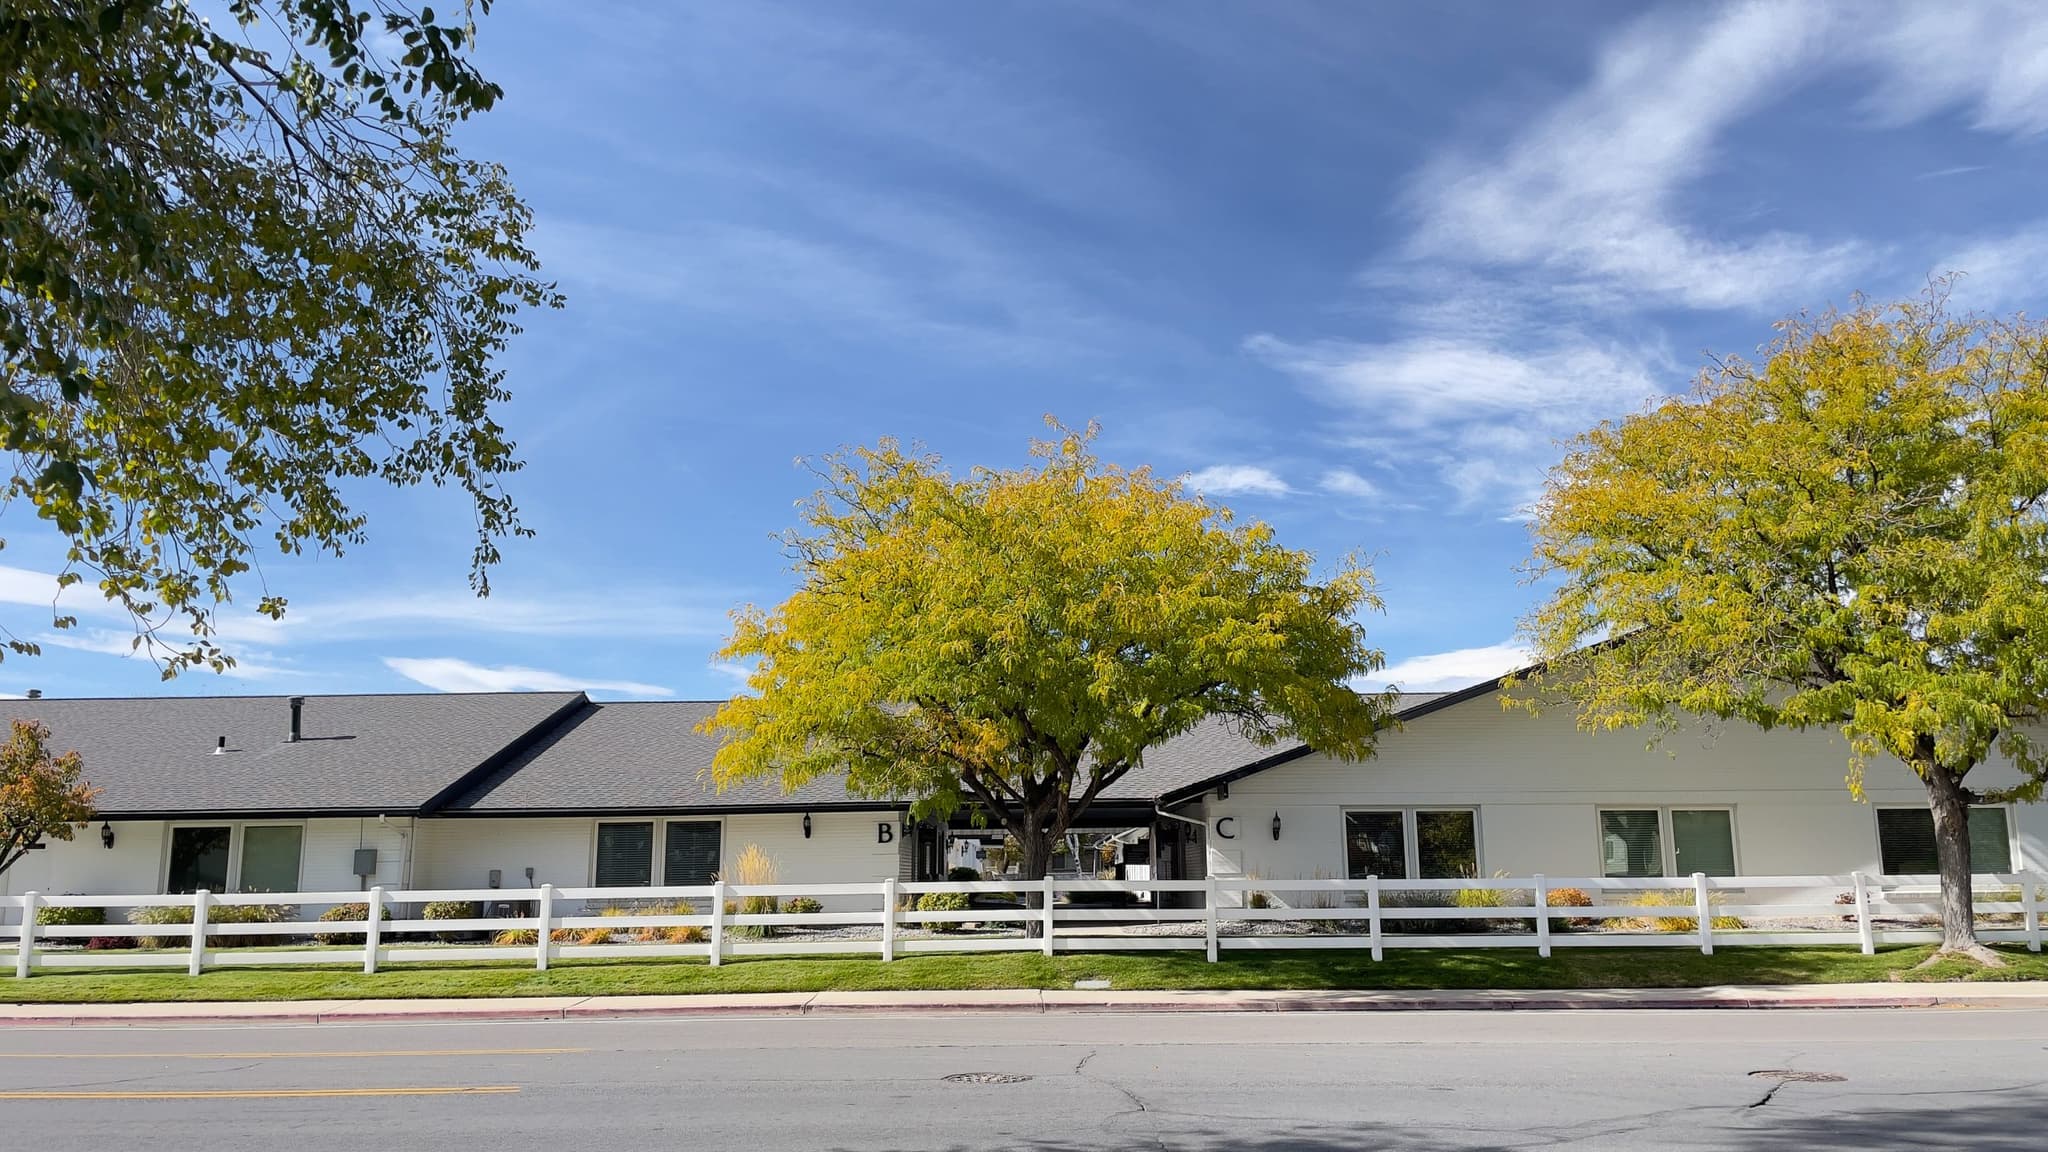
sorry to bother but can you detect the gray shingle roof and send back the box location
[0,692,584,815]
[449,701,899,813]
[0,688,1462,817]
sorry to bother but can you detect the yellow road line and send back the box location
[0,1048,583,1061]
[0,1086,519,1100]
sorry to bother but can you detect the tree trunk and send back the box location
[1920,763,2003,966]
[1017,818,1057,938]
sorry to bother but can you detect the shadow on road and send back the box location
[900,1094,2048,1151]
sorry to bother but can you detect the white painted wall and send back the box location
[1196,697,2048,901]
[408,811,906,911]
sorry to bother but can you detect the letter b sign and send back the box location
[877,822,895,844]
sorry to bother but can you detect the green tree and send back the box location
[0,718,96,876]
[705,423,1397,895]
[1522,293,2048,963]
[1,1,555,674]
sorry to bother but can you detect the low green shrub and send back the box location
[312,902,393,946]
[36,903,104,929]
[421,900,482,943]
[946,866,982,883]
[782,896,824,916]
[128,901,293,948]
[916,890,972,932]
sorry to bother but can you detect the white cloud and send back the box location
[1181,465,1293,498]
[1855,1,2048,136]
[384,657,672,698]
[1932,224,2048,312]
[1405,1,1863,311]
[1251,333,1669,509]
[707,660,753,687]
[1317,468,1382,501]
[1363,641,1533,693]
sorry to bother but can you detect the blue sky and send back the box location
[6,0,2048,700]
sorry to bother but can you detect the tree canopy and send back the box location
[1522,292,2048,959]
[704,423,1397,880]
[1,0,554,674]
[0,717,95,876]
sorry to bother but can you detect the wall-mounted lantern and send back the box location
[1270,812,1283,841]
[100,821,114,850]
[802,812,813,839]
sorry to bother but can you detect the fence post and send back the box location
[1692,872,1713,955]
[14,892,38,979]
[534,883,554,972]
[880,877,897,963]
[1852,870,1875,956]
[2022,871,2042,954]
[1204,876,1219,963]
[189,890,211,977]
[1366,875,1382,962]
[1041,876,1056,957]
[707,880,725,967]
[362,886,384,975]
[1533,874,1551,959]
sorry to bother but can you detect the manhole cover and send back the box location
[1749,1070,1846,1083]
[943,1073,1034,1085]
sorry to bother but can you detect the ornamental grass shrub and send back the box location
[726,843,780,938]
[128,901,293,948]
[1619,888,1743,933]
[1545,887,1595,931]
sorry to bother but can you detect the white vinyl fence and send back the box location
[3,871,2042,978]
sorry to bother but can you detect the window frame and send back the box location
[159,820,308,894]
[1340,807,1482,880]
[1593,806,1740,878]
[1871,803,2016,875]
[588,817,729,888]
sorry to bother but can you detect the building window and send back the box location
[167,826,232,893]
[1344,809,1479,880]
[594,821,655,887]
[237,825,304,893]
[1671,809,1736,877]
[1876,806,2013,875]
[663,820,722,885]
[1600,808,1737,877]
[1416,810,1478,879]
[1344,811,1407,879]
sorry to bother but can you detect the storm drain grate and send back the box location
[1749,1070,1846,1083]
[943,1073,1034,1085]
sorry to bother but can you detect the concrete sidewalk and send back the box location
[4,981,2048,1025]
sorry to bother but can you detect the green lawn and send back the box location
[2,945,2043,1004]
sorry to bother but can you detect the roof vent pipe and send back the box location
[288,696,304,743]
[213,736,226,755]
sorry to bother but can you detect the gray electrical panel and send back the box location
[352,847,378,878]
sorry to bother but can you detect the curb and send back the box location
[4,990,2027,1026]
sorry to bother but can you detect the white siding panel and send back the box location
[412,817,593,891]
[1203,698,2045,897]
[299,817,412,893]
[0,820,167,923]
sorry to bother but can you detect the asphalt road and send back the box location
[1,1008,2044,1150]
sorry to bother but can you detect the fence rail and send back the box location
[3,871,2042,977]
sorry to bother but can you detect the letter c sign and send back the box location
[1214,816,1237,840]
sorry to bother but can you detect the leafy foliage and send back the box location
[0,1,556,673]
[0,718,96,875]
[706,422,1396,880]
[311,901,390,945]
[34,901,100,927]
[1523,292,2048,954]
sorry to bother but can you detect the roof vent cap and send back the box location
[287,696,304,743]
[213,735,226,755]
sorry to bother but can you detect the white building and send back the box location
[2,678,2042,920]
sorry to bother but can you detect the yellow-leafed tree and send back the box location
[1523,291,2048,964]
[705,422,1397,888]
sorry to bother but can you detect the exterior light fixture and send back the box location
[1216,782,1229,799]
[100,821,114,849]
[1270,813,1282,841]
[802,812,812,839]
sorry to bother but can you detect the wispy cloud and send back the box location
[1362,640,1532,693]
[1317,468,1382,501]
[1404,2,1862,311]
[383,657,672,698]
[1181,465,1293,498]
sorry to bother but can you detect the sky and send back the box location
[5,0,2048,701]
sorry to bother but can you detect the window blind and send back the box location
[594,821,654,887]
[663,821,723,886]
